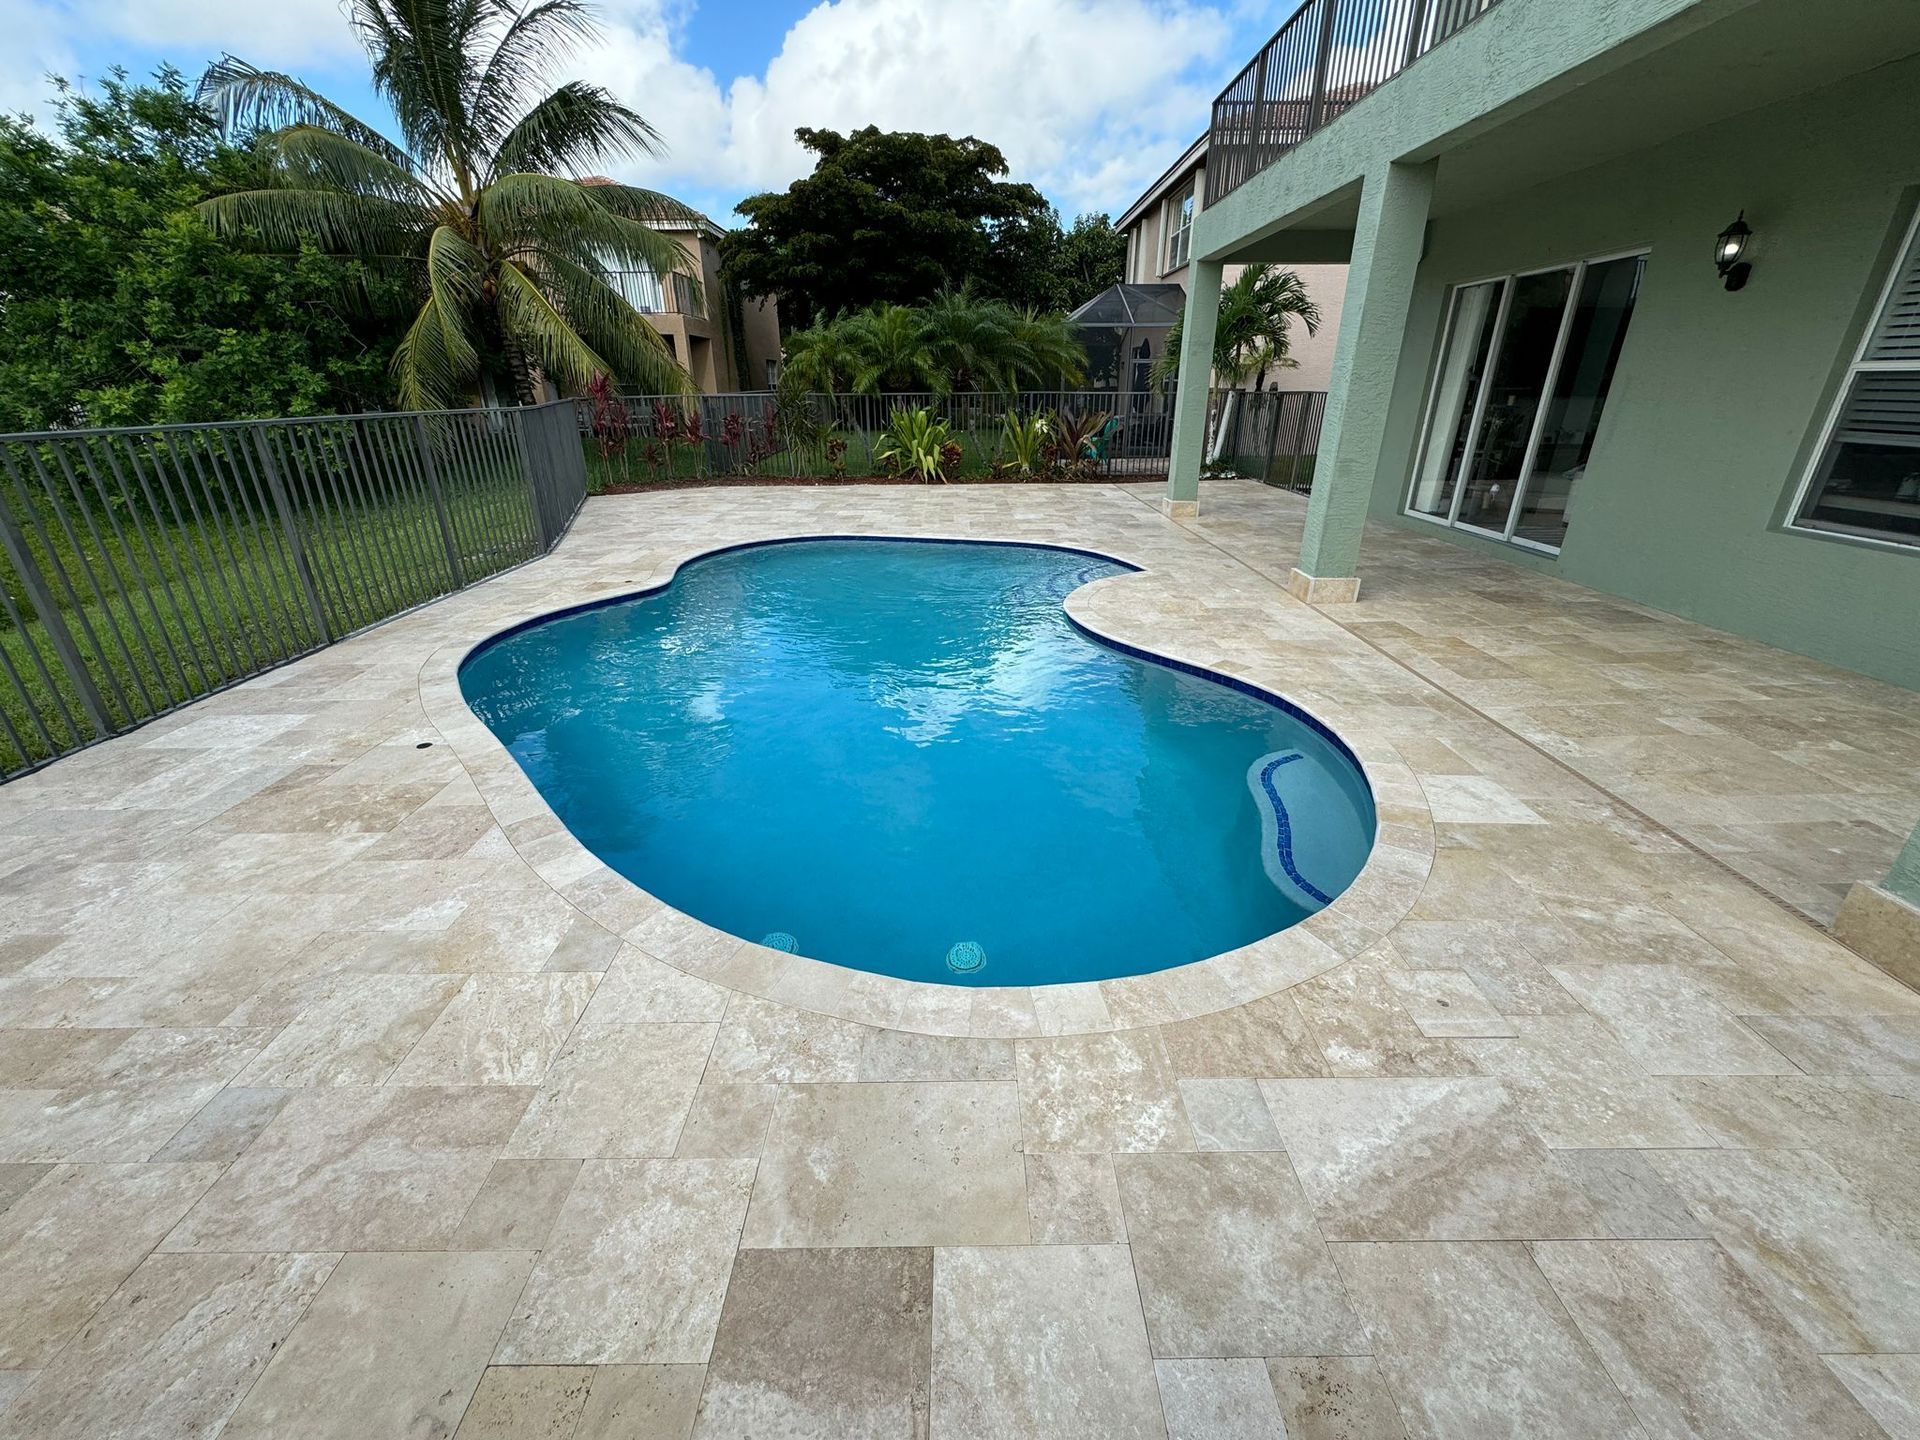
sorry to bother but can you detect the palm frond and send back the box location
[196,55,413,169]
[490,81,661,180]
[349,0,483,187]
[197,187,429,256]
[481,173,690,278]
[574,181,701,228]
[425,222,486,319]
[392,291,483,409]
[493,257,612,395]
[471,1,599,146]
[258,124,439,204]
[523,249,691,395]
[843,303,946,395]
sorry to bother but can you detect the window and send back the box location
[765,358,779,390]
[1791,208,1920,549]
[1165,185,1195,273]
[1406,251,1646,551]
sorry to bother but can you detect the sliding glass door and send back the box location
[1407,252,1647,551]
[1408,282,1502,520]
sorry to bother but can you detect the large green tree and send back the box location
[197,0,697,408]
[0,69,405,431]
[722,127,1051,330]
[986,209,1128,314]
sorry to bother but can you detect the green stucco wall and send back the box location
[1363,50,1920,690]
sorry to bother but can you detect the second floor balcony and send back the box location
[605,267,705,321]
[1207,0,1503,206]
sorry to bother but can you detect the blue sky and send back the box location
[2,0,1294,222]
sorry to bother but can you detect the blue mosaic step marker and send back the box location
[1248,751,1338,910]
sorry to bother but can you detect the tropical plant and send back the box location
[585,372,631,458]
[194,0,698,409]
[1043,407,1112,480]
[1152,264,1322,388]
[778,318,861,395]
[921,289,1021,392]
[1007,306,1088,389]
[998,409,1050,478]
[874,406,957,483]
[775,294,1086,398]
[843,303,945,394]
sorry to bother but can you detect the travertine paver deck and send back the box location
[0,479,1917,1439]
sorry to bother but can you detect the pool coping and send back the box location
[417,523,1435,1038]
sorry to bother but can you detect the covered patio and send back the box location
[1,480,1918,1438]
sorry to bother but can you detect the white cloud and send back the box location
[1,0,1238,219]
[576,0,1235,218]
[0,0,359,121]
[91,0,361,66]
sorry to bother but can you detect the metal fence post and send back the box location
[0,464,111,738]
[250,425,332,645]
[1307,0,1341,132]
[1403,0,1434,65]
[410,415,465,587]
[1290,392,1318,492]
[505,407,549,551]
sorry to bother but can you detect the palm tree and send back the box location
[841,303,944,394]
[1152,264,1322,388]
[920,289,1021,392]
[196,0,696,409]
[778,317,860,395]
[1007,306,1087,390]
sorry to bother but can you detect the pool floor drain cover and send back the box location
[946,941,987,974]
[761,932,799,953]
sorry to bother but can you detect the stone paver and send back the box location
[0,480,1914,1436]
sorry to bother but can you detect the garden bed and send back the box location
[589,471,1162,493]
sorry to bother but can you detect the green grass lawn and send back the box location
[1,432,545,775]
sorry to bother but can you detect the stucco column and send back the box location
[1887,820,1920,906]
[1835,814,1920,990]
[1291,160,1436,602]
[1164,258,1224,516]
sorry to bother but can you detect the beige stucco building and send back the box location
[586,191,781,395]
[1117,137,1346,393]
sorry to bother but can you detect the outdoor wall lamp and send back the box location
[1716,212,1754,291]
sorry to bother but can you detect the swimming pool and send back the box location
[460,538,1376,987]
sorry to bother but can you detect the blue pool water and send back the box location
[460,539,1376,986]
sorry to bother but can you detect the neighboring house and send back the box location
[1114,136,1346,393]
[579,180,781,393]
[1163,0,1920,700]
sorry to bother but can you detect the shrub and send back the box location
[1043,408,1111,480]
[874,406,958,483]
[998,409,1049,478]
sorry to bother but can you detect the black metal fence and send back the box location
[1208,0,1505,205]
[1210,389,1327,492]
[578,389,1182,486]
[577,387,1325,488]
[0,399,587,779]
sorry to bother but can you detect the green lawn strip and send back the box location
[0,478,540,773]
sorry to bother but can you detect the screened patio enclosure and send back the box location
[1067,284,1185,459]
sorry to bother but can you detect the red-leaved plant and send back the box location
[586,375,630,459]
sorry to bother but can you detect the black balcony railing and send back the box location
[1206,0,1505,206]
[604,268,704,319]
